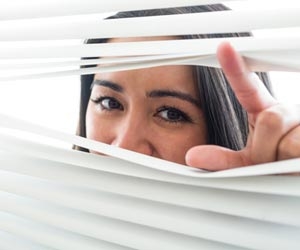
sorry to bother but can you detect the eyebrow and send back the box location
[148,90,201,108]
[92,79,201,108]
[92,79,124,92]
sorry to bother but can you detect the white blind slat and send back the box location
[1,37,299,79]
[2,37,300,59]
[1,0,238,20]
[1,191,299,250]
[1,49,300,71]
[1,151,300,197]
[0,230,57,250]
[0,211,133,250]
[1,51,299,81]
[1,168,300,228]
[1,9,299,41]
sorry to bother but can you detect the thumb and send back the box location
[185,145,248,171]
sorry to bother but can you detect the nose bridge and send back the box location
[113,110,153,155]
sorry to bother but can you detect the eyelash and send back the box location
[155,105,193,124]
[91,96,193,123]
[90,96,123,111]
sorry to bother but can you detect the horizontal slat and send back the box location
[0,209,245,250]
[0,211,134,250]
[0,53,218,70]
[1,50,300,71]
[0,230,57,250]
[0,37,299,66]
[0,150,300,199]
[0,54,215,81]
[1,8,300,41]
[0,37,276,58]
[1,191,299,250]
[1,181,300,249]
[1,151,300,197]
[0,0,237,20]
[1,170,300,229]
[0,192,254,250]
[1,50,299,81]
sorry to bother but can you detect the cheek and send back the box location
[85,104,111,144]
[155,126,207,165]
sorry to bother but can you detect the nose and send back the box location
[111,115,154,156]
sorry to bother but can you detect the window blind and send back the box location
[1,1,300,249]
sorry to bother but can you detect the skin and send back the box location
[86,37,300,170]
[186,42,300,171]
[86,37,207,165]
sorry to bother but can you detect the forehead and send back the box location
[94,65,197,96]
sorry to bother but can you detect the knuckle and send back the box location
[256,108,285,132]
[278,129,300,160]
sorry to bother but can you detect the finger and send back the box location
[217,42,277,116]
[185,145,250,171]
[251,105,300,163]
[278,125,300,161]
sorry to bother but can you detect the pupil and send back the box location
[109,99,119,108]
[167,109,180,120]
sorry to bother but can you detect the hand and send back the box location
[185,42,300,171]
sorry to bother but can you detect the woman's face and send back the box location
[86,37,207,165]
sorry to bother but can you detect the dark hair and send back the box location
[75,4,272,152]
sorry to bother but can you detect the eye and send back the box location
[156,106,192,123]
[91,96,123,111]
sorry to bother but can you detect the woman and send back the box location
[76,5,300,171]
